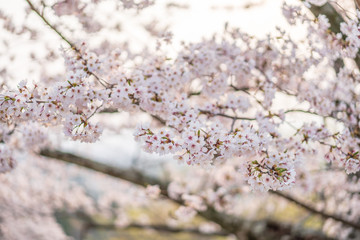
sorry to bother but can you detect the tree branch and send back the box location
[25,0,75,48]
[304,1,344,34]
[39,149,168,190]
[302,0,360,68]
[25,0,108,87]
[40,149,337,238]
[270,190,360,230]
[199,110,256,121]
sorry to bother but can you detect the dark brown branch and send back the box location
[356,0,360,10]
[40,149,168,190]
[304,1,344,34]
[284,109,342,122]
[302,0,360,68]
[199,110,256,121]
[40,149,336,238]
[101,107,256,124]
[39,149,248,237]
[100,108,167,126]
[199,108,337,123]
[270,190,360,230]
[100,108,119,113]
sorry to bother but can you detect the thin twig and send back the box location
[25,0,74,48]
[25,0,108,88]
[199,109,256,121]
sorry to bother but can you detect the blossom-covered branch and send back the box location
[2,0,360,238]
[0,0,356,191]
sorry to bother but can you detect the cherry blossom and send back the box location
[2,0,360,239]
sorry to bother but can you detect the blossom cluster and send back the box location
[2,1,360,197]
[246,152,297,191]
